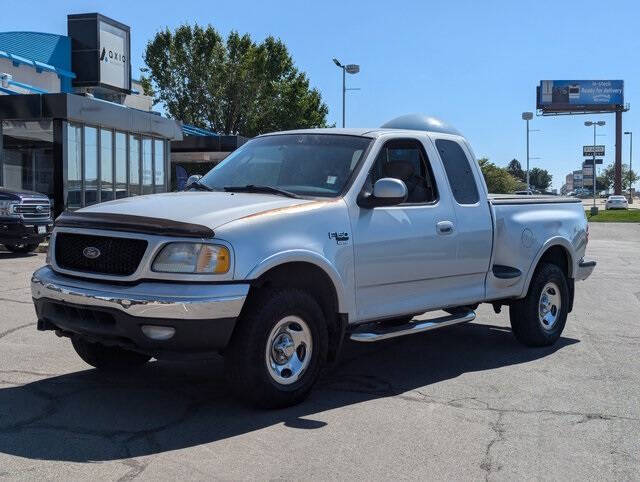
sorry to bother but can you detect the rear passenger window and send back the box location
[436,139,479,204]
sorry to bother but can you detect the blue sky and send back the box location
[2,0,639,190]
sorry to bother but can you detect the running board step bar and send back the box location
[349,309,476,343]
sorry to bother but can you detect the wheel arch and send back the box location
[245,254,349,363]
[521,238,574,298]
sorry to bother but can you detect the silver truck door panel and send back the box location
[427,135,493,303]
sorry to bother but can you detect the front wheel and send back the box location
[509,263,569,347]
[4,243,39,254]
[225,288,328,408]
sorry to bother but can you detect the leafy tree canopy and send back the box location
[142,24,329,137]
[528,167,552,191]
[478,158,524,194]
[598,163,638,191]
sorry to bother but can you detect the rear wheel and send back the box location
[225,288,328,408]
[71,336,151,370]
[4,243,39,254]
[509,263,569,347]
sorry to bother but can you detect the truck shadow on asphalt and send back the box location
[0,322,578,462]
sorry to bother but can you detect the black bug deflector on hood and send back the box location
[55,211,215,238]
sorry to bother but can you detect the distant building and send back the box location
[573,170,583,190]
[565,173,574,192]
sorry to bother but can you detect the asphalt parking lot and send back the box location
[0,223,639,480]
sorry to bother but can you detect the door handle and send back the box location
[436,221,454,235]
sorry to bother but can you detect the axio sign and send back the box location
[99,21,129,90]
[68,13,131,93]
[538,80,624,111]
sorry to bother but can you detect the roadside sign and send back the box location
[583,145,605,156]
[582,158,604,165]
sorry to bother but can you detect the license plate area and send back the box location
[38,226,46,234]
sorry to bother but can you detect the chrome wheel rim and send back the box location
[538,281,561,330]
[265,316,312,386]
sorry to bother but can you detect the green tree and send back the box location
[477,158,520,193]
[529,167,552,191]
[142,24,329,137]
[598,163,638,191]
[506,159,525,182]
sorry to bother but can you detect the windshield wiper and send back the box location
[223,184,301,199]
[188,180,215,192]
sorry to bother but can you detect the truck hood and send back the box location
[77,191,316,230]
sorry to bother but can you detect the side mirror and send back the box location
[358,178,408,208]
[185,174,203,189]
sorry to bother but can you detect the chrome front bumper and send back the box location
[575,259,596,281]
[31,266,249,320]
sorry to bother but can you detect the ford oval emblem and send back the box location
[83,246,101,259]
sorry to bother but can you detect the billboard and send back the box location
[537,80,624,112]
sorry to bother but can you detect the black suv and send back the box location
[0,187,53,254]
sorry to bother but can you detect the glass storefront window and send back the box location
[66,123,82,208]
[154,139,165,192]
[142,137,153,194]
[1,120,55,201]
[129,134,140,195]
[115,132,127,199]
[100,129,113,202]
[84,126,98,206]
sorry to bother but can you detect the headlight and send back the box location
[152,243,230,274]
[0,200,18,217]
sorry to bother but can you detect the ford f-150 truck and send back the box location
[31,114,596,408]
[1,187,53,253]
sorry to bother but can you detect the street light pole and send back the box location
[522,112,533,191]
[624,131,633,203]
[333,58,360,128]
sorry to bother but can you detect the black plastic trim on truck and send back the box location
[492,265,522,279]
[55,211,215,238]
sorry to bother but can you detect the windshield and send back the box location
[199,134,372,197]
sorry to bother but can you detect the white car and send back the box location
[605,195,628,210]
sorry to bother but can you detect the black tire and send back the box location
[5,243,39,254]
[71,336,151,370]
[509,262,569,347]
[225,288,328,409]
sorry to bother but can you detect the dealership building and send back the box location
[0,13,244,215]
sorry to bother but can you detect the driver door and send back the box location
[351,137,459,322]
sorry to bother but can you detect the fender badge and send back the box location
[329,232,349,245]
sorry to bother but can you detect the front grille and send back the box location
[16,198,51,220]
[55,232,148,276]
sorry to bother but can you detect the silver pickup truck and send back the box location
[31,114,595,408]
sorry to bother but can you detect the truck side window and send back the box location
[436,139,479,204]
[370,139,438,204]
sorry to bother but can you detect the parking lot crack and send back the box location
[0,322,35,340]
[480,411,505,481]
[117,459,149,481]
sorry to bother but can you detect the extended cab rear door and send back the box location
[427,134,493,303]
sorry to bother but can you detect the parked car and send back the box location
[0,187,53,253]
[31,115,596,408]
[605,195,628,210]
